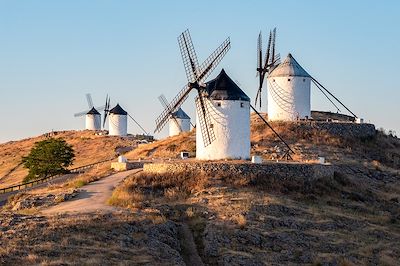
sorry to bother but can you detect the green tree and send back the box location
[22,138,75,182]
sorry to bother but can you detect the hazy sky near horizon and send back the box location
[1,0,399,143]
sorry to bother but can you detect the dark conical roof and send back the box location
[86,107,100,115]
[269,53,311,78]
[172,108,190,119]
[109,104,127,115]
[205,69,250,101]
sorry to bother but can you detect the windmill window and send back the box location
[216,102,221,107]
[209,123,214,129]
[303,78,306,82]
[240,102,244,108]
[288,78,291,81]
[273,79,275,82]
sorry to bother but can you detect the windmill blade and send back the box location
[103,112,108,128]
[74,110,89,117]
[86,93,94,108]
[154,84,193,133]
[257,31,263,71]
[103,95,110,128]
[197,37,231,84]
[158,94,170,109]
[262,30,271,70]
[178,29,200,83]
[255,73,265,108]
[95,105,105,111]
[195,93,216,147]
[270,28,277,66]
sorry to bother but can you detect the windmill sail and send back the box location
[255,27,280,109]
[154,29,230,148]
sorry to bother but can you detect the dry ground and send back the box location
[107,164,400,265]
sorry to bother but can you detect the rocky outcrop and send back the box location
[7,189,79,211]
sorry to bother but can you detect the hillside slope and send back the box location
[0,131,137,188]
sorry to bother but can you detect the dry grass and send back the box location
[0,212,182,265]
[0,130,137,188]
[125,131,195,160]
[109,170,210,208]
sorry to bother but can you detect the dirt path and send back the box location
[42,169,141,215]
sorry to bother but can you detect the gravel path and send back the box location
[42,169,141,215]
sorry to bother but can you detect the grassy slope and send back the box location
[0,130,137,188]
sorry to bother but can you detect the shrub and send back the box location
[22,138,75,183]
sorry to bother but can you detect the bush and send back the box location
[22,138,75,183]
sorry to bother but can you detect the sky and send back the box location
[1,0,399,143]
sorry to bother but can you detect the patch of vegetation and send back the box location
[22,138,75,183]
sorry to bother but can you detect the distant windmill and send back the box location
[103,95,149,136]
[158,94,191,137]
[154,29,230,149]
[74,93,105,130]
[255,27,280,109]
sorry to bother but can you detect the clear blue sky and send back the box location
[1,0,399,143]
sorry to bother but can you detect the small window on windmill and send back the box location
[209,123,214,129]
[273,79,275,82]
[303,78,306,82]
[217,102,221,107]
[288,78,291,82]
[240,102,244,108]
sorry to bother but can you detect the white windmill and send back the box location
[74,93,104,130]
[256,28,358,122]
[103,95,149,137]
[154,30,250,160]
[267,53,312,121]
[196,69,251,160]
[158,94,191,137]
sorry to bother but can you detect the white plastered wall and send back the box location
[109,114,127,136]
[267,76,311,121]
[85,114,101,130]
[169,118,191,137]
[196,99,250,160]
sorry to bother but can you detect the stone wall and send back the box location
[143,161,334,182]
[111,161,144,171]
[297,122,376,138]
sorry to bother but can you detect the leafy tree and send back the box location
[22,138,75,182]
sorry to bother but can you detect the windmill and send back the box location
[255,28,280,109]
[154,29,230,148]
[158,94,191,136]
[74,93,105,130]
[103,95,150,136]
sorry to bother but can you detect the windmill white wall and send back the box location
[196,100,250,160]
[169,118,191,137]
[109,114,127,136]
[108,104,128,136]
[196,69,250,160]
[267,53,311,121]
[85,114,101,130]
